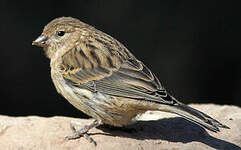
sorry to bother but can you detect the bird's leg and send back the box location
[65,120,102,146]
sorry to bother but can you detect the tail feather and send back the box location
[158,102,229,132]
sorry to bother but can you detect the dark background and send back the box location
[0,1,240,118]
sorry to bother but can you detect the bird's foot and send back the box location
[65,120,101,146]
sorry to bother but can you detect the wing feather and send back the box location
[60,32,175,104]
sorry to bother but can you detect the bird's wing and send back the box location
[60,33,176,104]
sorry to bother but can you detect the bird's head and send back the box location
[32,17,90,59]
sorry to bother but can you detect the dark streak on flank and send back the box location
[95,38,106,45]
[90,50,101,65]
[95,38,111,48]
[106,56,115,68]
[117,51,126,60]
[89,61,95,69]
[79,49,89,60]
[108,48,116,56]
[74,48,81,66]
[87,44,97,50]
[82,62,86,70]
[115,55,124,64]
[79,49,94,69]
[102,35,114,45]
[73,47,78,56]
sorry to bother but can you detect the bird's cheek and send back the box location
[43,44,57,58]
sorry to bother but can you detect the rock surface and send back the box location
[0,104,240,150]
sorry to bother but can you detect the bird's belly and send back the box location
[70,86,149,126]
[51,71,155,127]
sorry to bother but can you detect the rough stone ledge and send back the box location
[0,104,240,150]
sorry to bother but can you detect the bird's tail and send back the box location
[157,100,229,132]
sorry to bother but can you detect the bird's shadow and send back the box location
[93,117,240,150]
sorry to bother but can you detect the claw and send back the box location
[65,120,102,146]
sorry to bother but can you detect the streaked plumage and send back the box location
[33,17,229,144]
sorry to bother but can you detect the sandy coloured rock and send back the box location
[0,104,240,150]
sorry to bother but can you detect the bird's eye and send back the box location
[57,31,65,36]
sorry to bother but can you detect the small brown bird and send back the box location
[32,17,229,145]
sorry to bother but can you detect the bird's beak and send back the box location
[32,34,49,47]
